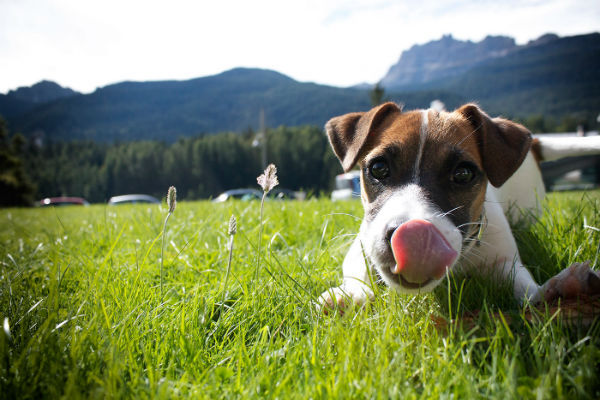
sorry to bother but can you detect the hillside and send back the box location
[6,69,368,141]
[3,69,462,142]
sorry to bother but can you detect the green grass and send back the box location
[1,191,600,399]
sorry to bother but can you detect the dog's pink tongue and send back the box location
[390,219,457,283]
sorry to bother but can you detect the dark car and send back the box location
[108,194,160,205]
[39,196,90,206]
[213,189,262,202]
[268,188,297,200]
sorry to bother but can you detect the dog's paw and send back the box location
[317,284,373,315]
[542,261,600,303]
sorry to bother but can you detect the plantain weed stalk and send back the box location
[255,164,278,279]
[161,186,176,298]
[222,214,237,303]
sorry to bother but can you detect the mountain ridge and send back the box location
[4,67,466,142]
[422,32,600,116]
[7,80,80,103]
[380,34,518,88]
[0,80,80,119]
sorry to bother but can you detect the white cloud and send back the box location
[0,0,598,93]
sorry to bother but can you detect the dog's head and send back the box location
[326,102,532,293]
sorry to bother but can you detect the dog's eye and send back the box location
[369,160,390,180]
[452,163,476,185]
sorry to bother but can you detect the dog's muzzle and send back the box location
[390,219,458,286]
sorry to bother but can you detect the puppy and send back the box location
[320,102,600,310]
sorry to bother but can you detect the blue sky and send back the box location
[1,0,599,93]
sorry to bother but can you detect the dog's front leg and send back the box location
[475,199,543,303]
[495,259,543,303]
[318,236,374,311]
[477,198,600,303]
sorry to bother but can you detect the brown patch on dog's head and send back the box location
[325,103,532,188]
[421,110,488,223]
[357,110,424,205]
[325,102,402,172]
[456,104,532,187]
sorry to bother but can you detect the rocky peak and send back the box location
[380,34,517,88]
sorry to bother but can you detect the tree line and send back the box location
[1,122,343,206]
[0,119,36,206]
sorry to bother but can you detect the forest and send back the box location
[0,119,342,206]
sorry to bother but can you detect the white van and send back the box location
[331,170,361,201]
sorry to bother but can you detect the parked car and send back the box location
[213,189,262,202]
[331,171,361,201]
[39,196,90,206]
[108,194,160,205]
[268,188,299,200]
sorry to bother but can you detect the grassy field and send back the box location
[1,190,600,399]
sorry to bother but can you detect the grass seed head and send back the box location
[167,186,177,213]
[228,214,237,236]
[257,164,279,193]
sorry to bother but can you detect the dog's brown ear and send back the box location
[325,102,401,172]
[458,104,532,187]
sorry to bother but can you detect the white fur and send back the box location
[413,110,429,182]
[467,187,541,301]
[488,152,546,220]
[360,185,463,294]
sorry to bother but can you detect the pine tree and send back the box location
[0,118,36,207]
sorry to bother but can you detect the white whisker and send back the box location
[438,205,464,218]
[456,222,484,229]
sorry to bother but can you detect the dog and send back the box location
[319,102,600,310]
